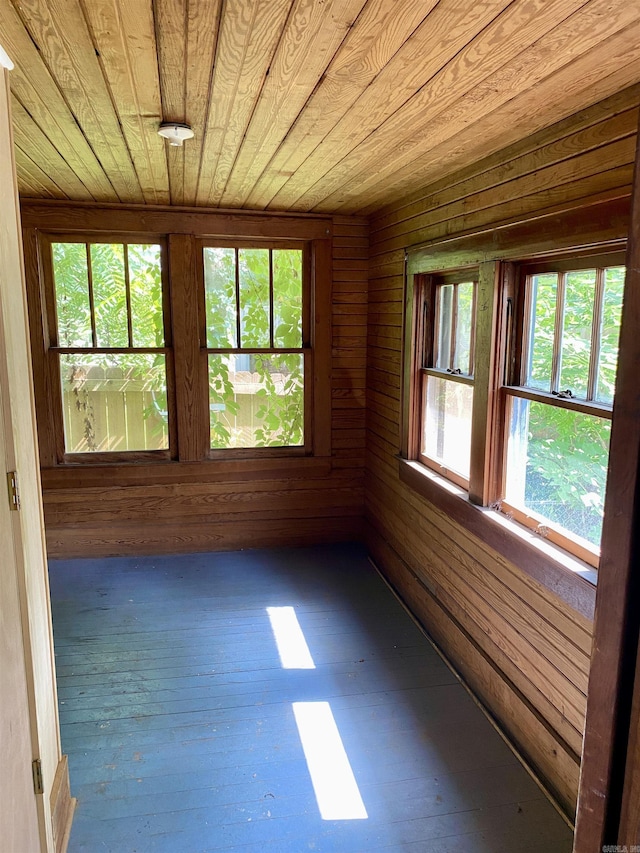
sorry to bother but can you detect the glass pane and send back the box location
[209,353,304,449]
[60,353,169,452]
[273,249,302,348]
[559,269,596,399]
[505,398,610,548]
[526,273,557,390]
[90,244,128,348]
[436,285,454,370]
[597,266,625,404]
[204,247,237,348]
[455,281,475,375]
[421,376,473,480]
[52,242,92,347]
[128,244,164,347]
[239,249,270,348]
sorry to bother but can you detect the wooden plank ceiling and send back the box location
[3,0,640,215]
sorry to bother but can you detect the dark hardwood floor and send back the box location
[49,543,573,852]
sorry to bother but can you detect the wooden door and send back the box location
[0,61,70,852]
[0,348,41,850]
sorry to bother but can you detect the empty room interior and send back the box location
[2,1,640,851]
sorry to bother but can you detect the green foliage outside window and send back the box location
[511,266,624,546]
[52,242,168,452]
[204,247,304,449]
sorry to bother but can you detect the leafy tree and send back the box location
[53,242,168,452]
[204,247,304,449]
[513,266,624,546]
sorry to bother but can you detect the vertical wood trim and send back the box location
[168,233,206,461]
[50,755,75,853]
[468,261,499,506]
[0,66,60,852]
[574,125,640,852]
[313,237,331,457]
[401,271,431,459]
[23,227,56,467]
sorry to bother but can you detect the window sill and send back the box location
[398,457,596,621]
[41,455,333,490]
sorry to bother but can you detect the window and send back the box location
[36,227,330,466]
[414,274,477,488]
[404,253,625,568]
[45,238,172,460]
[502,257,624,563]
[202,243,309,453]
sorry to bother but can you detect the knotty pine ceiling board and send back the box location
[3,0,640,214]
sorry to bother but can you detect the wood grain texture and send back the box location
[26,212,367,557]
[0,68,63,851]
[365,88,637,819]
[574,118,640,851]
[6,0,640,213]
[49,544,573,852]
[50,755,75,853]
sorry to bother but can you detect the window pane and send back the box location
[559,269,596,399]
[526,273,557,390]
[239,249,270,348]
[273,249,302,348]
[90,243,128,348]
[436,285,454,370]
[128,244,164,347]
[421,376,473,480]
[60,353,168,452]
[204,247,237,348]
[597,266,624,404]
[52,242,92,347]
[209,353,304,449]
[505,398,610,548]
[455,282,474,375]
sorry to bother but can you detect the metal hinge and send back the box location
[7,470,20,511]
[32,759,43,795]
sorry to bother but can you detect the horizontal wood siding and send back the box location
[366,87,640,818]
[31,214,367,558]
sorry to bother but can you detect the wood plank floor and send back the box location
[49,543,574,852]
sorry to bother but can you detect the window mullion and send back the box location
[85,243,97,348]
[450,283,458,369]
[468,261,499,506]
[551,271,566,393]
[269,249,274,349]
[234,247,241,348]
[469,282,478,377]
[588,267,605,401]
[123,244,134,348]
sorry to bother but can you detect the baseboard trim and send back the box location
[50,755,75,853]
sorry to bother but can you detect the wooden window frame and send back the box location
[398,197,630,604]
[31,226,332,469]
[402,244,626,579]
[409,272,478,489]
[197,238,313,459]
[496,251,626,567]
[39,232,176,464]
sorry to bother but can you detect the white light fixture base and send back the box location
[158,122,194,147]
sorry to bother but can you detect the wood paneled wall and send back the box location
[23,209,367,558]
[366,84,639,818]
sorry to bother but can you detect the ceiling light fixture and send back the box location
[158,122,194,147]
[0,44,15,70]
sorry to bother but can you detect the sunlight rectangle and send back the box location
[293,702,368,820]
[266,606,315,669]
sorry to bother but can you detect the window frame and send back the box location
[403,247,626,574]
[197,238,313,459]
[412,271,478,489]
[33,225,332,469]
[39,232,176,464]
[496,250,625,567]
